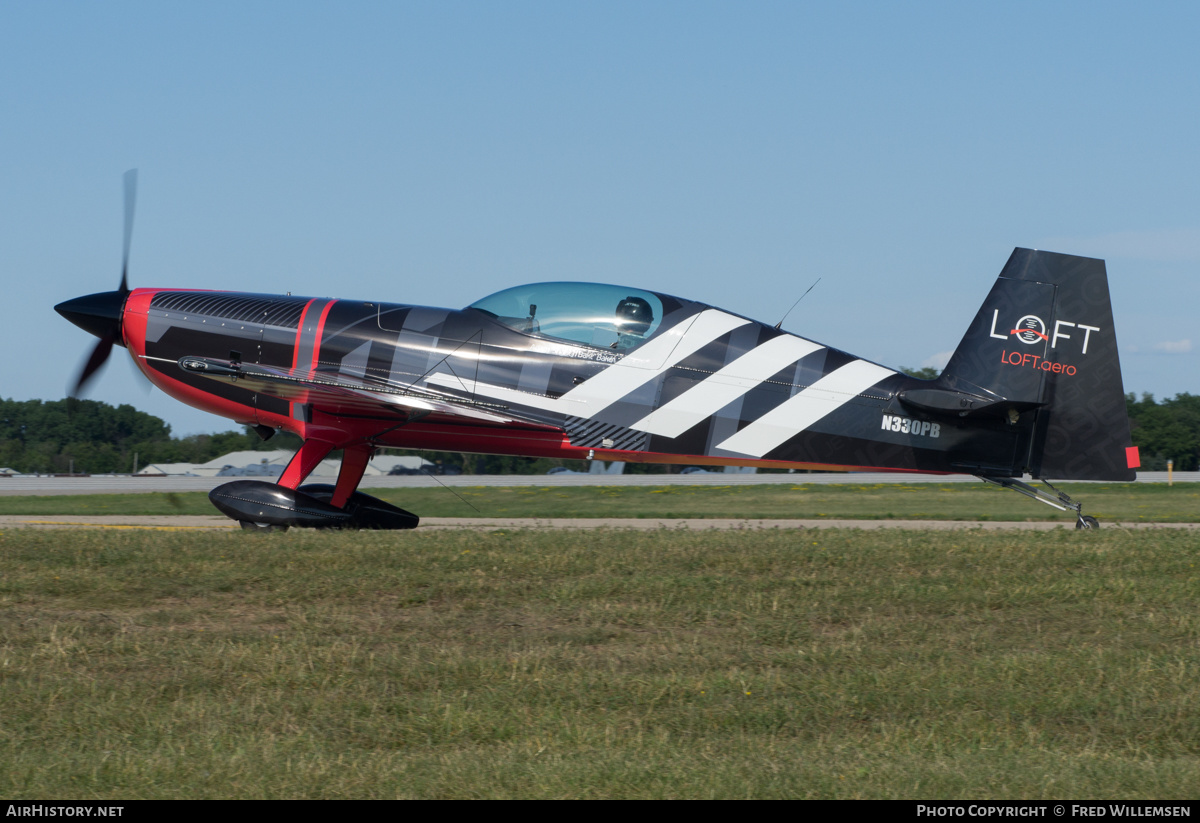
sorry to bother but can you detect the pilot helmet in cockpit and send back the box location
[615,296,653,337]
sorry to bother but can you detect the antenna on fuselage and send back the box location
[774,277,821,330]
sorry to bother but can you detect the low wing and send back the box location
[174,356,539,426]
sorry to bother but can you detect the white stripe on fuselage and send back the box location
[425,309,750,417]
[630,334,824,438]
[427,308,892,457]
[715,360,895,458]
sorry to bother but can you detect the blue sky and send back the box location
[2,1,1196,436]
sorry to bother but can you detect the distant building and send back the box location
[367,454,434,475]
[132,450,432,478]
[133,463,199,477]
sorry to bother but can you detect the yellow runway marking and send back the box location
[17,520,237,531]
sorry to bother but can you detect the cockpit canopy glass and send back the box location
[468,282,664,350]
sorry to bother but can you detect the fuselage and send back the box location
[54,174,1137,529]
[110,285,1028,475]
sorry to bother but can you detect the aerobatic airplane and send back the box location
[56,173,1138,530]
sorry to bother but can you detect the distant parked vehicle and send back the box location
[388,464,460,476]
[547,461,625,476]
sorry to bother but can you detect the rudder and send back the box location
[940,248,1137,481]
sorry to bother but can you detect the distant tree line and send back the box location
[1126,393,1200,471]
[3,391,1197,475]
[0,398,296,475]
[0,398,582,476]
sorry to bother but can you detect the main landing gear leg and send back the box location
[278,439,336,491]
[977,476,1099,529]
[209,439,419,530]
[330,443,372,509]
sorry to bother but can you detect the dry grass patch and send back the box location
[1,526,1198,798]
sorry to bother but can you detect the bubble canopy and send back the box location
[467,282,665,350]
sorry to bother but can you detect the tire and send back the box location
[1075,515,1100,530]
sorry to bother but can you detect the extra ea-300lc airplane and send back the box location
[56,173,1138,530]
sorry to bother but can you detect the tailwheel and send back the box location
[239,520,289,533]
[978,475,1100,530]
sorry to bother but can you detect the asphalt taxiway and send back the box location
[1,515,1196,532]
[3,471,1192,531]
[1,471,1194,496]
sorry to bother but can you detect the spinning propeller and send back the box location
[56,170,139,397]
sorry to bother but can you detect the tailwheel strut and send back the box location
[977,475,1099,529]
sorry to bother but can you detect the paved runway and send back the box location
[3,471,1191,532]
[1,514,1195,532]
[1,471,1194,496]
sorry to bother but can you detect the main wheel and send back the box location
[1075,515,1100,530]
[239,520,289,533]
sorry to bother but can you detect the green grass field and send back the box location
[2,522,1199,798]
[1,481,1198,523]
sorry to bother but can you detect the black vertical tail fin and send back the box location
[940,248,1137,481]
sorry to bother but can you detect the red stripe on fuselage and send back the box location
[376,422,954,475]
[289,298,320,427]
[285,298,337,431]
[292,299,319,371]
[121,288,155,362]
[311,300,337,371]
